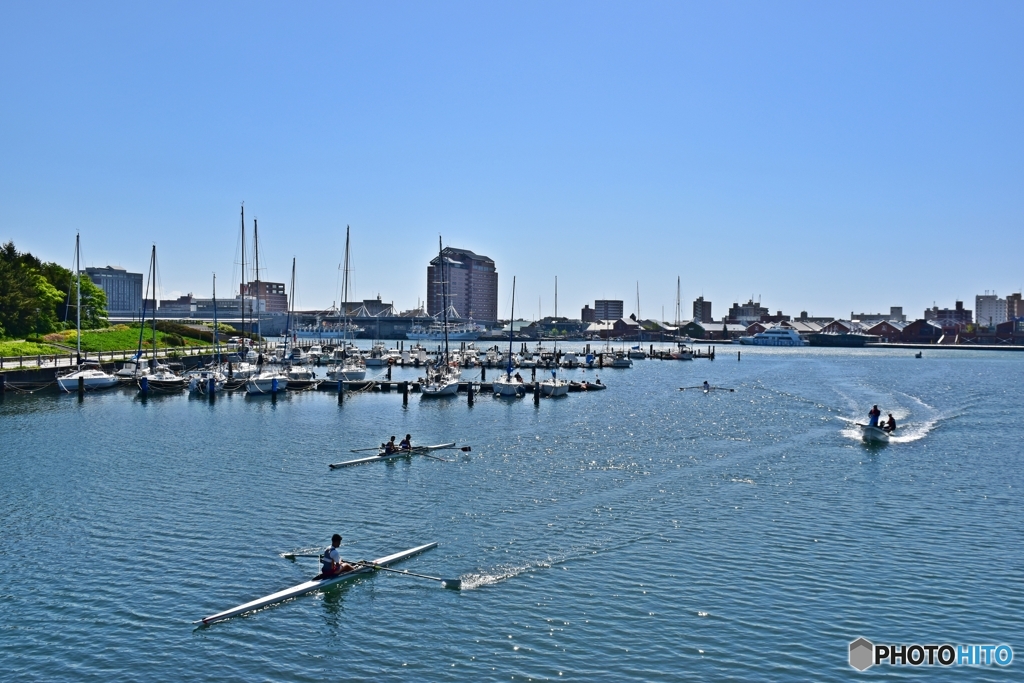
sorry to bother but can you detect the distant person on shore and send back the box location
[400,434,412,450]
[868,405,881,427]
[883,413,896,433]
[316,534,354,579]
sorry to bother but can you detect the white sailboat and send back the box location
[56,234,118,392]
[421,236,461,397]
[493,277,525,398]
[327,226,366,382]
[245,216,288,395]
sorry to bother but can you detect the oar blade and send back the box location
[441,578,462,590]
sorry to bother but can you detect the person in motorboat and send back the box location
[400,434,412,450]
[883,413,896,433]
[703,381,710,392]
[868,405,881,427]
[383,436,398,455]
[315,534,354,579]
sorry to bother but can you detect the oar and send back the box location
[349,446,385,453]
[281,552,320,560]
[356,562,461,590]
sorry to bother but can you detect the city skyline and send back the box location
[2,3,1022,320]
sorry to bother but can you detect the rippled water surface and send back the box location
[2,346,1022,680]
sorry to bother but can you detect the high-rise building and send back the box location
[85,266,143,316]
[427,247,498,322]
[975,292,1007,327]
[692,297,712,323]
[594,300,624,321]
[241,281,288,313]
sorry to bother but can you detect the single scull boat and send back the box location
[329,443,457,469]
[196,542,437,625]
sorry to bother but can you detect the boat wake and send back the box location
[458,561,549,590]
[836,391,957,444]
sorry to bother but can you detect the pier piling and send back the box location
[402,381,409,405]
[467,381,474,405]
[338,380,344,404]
[0,374,5,395]
[534,382,540,405]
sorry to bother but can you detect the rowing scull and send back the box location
[195,542,437,625]
[329,442,457,469]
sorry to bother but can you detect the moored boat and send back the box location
[738,326,808,346]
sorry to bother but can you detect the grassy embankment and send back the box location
[1,323,238,357]
[44,325,209,353]
[0,341,64,357]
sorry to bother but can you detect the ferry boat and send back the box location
[406,319,483,341]
[736,326,808,347]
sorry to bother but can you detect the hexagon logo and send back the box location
[849,638,874,671]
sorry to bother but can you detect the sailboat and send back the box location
[187,273,227,394]
[246,216,289,395]
[326,226,366,382]
[56,234,120,392]
[421,236,461,397]
[493,276,525,397]
[539,277,568,397]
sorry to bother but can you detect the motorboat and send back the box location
[327,357,367,381]
[187,369,227,394]
[246,370,289,395]
[628,346,647,360]
[737,326,808,347]
[560,352,579,368]
[860,424,890,443]
[115,360,150,379]
[609,351,633,368]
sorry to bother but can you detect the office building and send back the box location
[594,300,624,321]
[975,293,1007,327]
[241,281,288,313]
[692,297,712,323]
[85,266,144,317]
[427,247,498,322]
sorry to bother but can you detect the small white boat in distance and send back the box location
[738,326,808,346]
[859,424,890,443]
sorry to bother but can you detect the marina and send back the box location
[2,346,1021,680]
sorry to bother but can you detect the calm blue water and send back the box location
[1,347,1022,680]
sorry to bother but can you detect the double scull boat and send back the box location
[329,442,458,468]
[196,542,437,625]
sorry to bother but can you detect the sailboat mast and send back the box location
[342,226,350,352]
[288,257,296,345]
[439,235,450,362]
[555,276,557,318]
[134,245,155,374]
[240,204,246,343]
[213,273,220,364]
[507,276,515,376]
[75,233,81,360]
[253,218,261,349]
[151,246,157,354]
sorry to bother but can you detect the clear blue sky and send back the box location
[2,2,1021,321]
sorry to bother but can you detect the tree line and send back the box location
[0,241,108,339]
